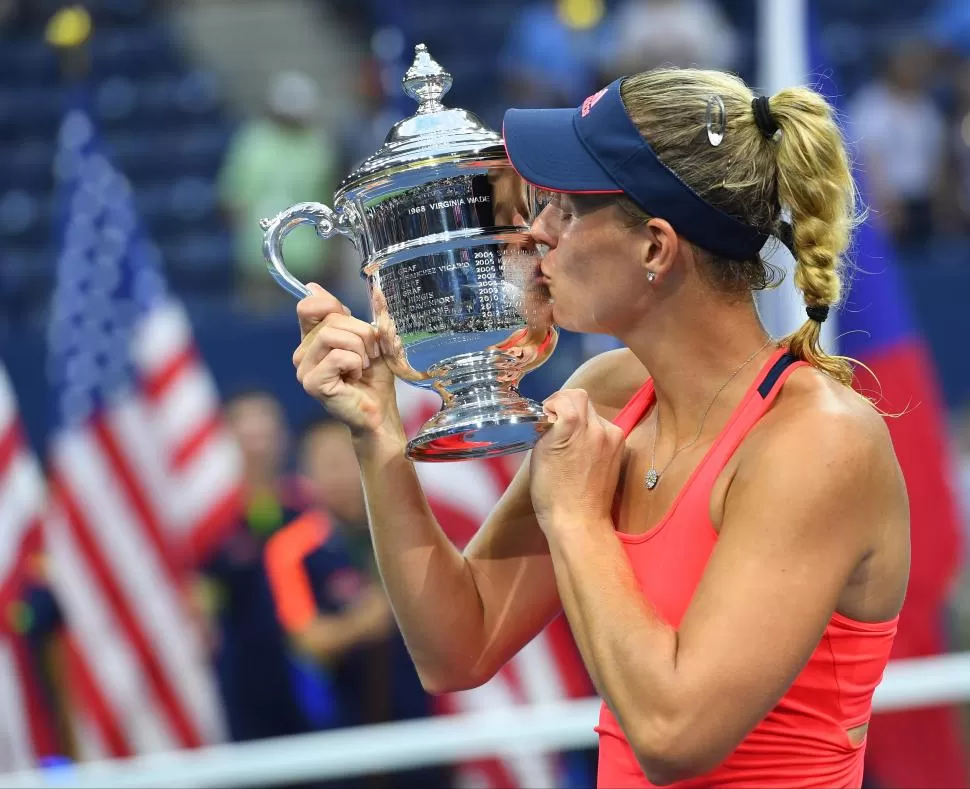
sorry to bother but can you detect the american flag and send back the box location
[0,363,57,772]
[395,383,594,789]
[42,99,241,757]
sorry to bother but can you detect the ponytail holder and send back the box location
[806,304,830,323]
[752,95,779,140]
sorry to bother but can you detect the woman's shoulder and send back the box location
[748,363,901,481]
[776,363,889,424]
[562,347,649,413]
[733,364,909,621]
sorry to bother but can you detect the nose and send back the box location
[529,203,559,250]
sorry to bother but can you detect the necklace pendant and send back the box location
[644,468,659,490]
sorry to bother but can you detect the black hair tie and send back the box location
[806,304,830,323]
[752,95,780,140]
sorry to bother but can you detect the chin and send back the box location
[550,303,601,335]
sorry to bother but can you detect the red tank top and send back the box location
[595,348,898,789]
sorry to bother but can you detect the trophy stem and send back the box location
[406,362,550,462]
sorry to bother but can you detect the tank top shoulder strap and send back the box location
[690,349,808,491]
[613,376,656,437]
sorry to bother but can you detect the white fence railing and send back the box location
[3,651,969,789]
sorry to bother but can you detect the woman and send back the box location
[291,69,911,788]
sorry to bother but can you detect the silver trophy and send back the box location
[260,44,558,461]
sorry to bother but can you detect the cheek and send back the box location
[558,264,648,330]
[553,228,599,281]
[607,268,651,318]
[550,225,647,312]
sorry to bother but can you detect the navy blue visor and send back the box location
[503,78,769,261]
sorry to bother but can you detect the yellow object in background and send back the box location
[45,5,93,49]
[557,0,606,30]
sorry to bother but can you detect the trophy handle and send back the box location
[259,202,354,300]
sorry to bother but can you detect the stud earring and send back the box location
[647,272,657,283]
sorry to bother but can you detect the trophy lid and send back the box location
[335,44,504,200]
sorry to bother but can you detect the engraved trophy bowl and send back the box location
[260,44,558,462]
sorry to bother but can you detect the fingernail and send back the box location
[343,305,352,316]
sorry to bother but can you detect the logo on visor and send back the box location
[581,88,608,117]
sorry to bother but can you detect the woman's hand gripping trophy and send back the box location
[293,283,405,447]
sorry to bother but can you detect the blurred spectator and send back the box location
[262,502,391,735]
[13,558,75,762]
[218,71,338,312]
[194,389,312,742]
[292,417,451,789]
[297,416,375,571]
[194,390,382,753]
[848,40,947,248]
[499,0,617,108]
[604,0,739,77]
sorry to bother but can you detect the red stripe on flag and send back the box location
[7,636,58,759]
[497,658,524,702]
[463,756,521,789]
[170,414,221,472]
[543,616,595,700]
[185,484,243,567]
[482,456,516,494]
[65,636,130,758]
[91,416,178,583]
[8,633,61,762]
[428,495,486,551]
[141,346,195,402]
[50,472,203,750]
[0,421,23,477]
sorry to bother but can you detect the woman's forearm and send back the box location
[547,522,685,781]
[354,431,489,692]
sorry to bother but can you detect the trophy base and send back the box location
[406,391,550,462]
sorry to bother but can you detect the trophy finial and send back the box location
[402,43,453,114]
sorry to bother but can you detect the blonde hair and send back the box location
[619,69,862,386]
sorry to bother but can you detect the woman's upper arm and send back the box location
[460,348,641,680]
[667,407,900,764]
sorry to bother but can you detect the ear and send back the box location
[640,218,681,284]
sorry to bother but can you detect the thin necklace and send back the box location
[644,339,773,490]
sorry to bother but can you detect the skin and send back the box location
[291,193,910,785]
